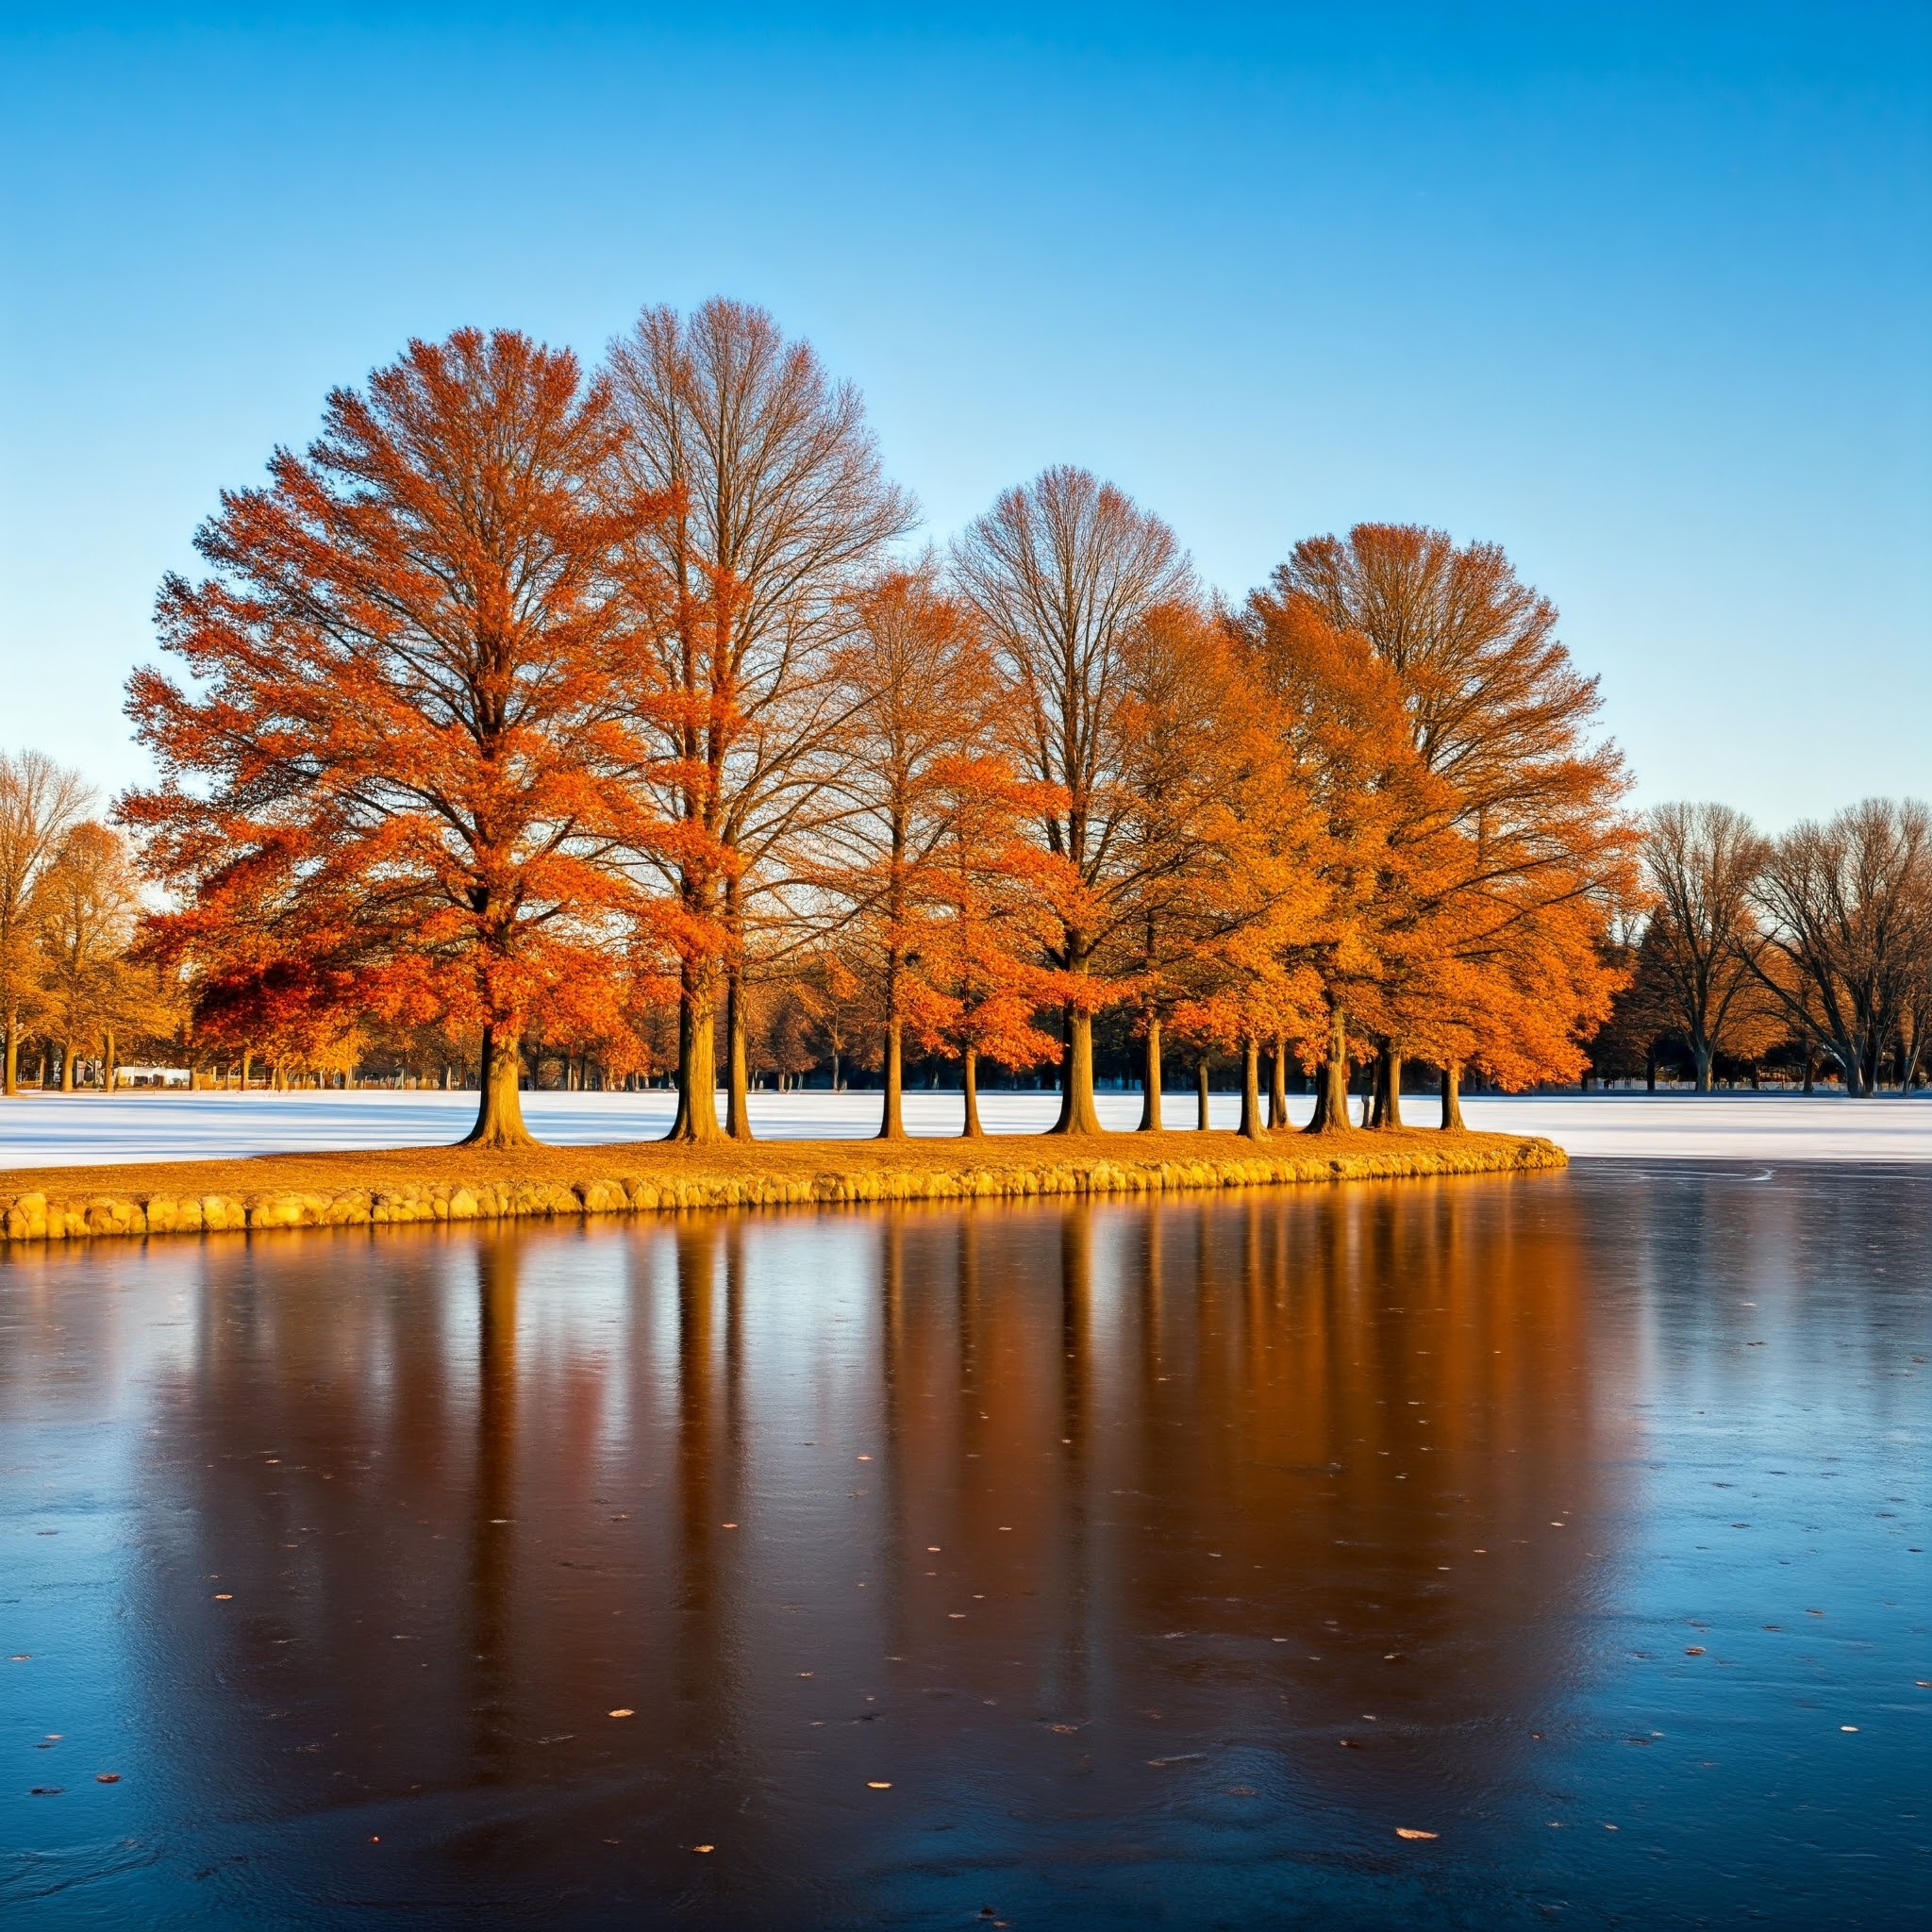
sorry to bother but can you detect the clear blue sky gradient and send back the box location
[3,3,1927,825]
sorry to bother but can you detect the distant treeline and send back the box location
[0,302,1923,1142]
[1591,799,1929,1095]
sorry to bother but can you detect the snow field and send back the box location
[0,1088,1925,1170]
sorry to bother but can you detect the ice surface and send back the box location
[0,1087,1926,1170]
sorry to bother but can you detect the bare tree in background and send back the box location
[1749,798,1932,1095]
[1640,802,1774,1091]
[0,750,92,1095]
[604,299,914,1141]
[953,466,1194,1134]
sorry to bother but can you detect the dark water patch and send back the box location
[1,1165,1926,1927]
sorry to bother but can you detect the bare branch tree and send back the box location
[1748,798,1932,1096]
[604,298,915,1140]
[1640,802,1774,1091]
[0,749,93,1095]
[952,465,1193,1134]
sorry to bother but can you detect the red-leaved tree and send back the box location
[121,328,672,1147]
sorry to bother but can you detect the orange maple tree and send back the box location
[121,328,672,1147]
[1265,525,1635,1126]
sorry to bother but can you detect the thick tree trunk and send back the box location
[1372,1039,1405,1129]
[1440,1059,1465,1130]
[1237,1035,1264,1141]
[1052,1003,1103,1135]
[59,1042,74,1092]
[4,1008,18,1096]
[1693,1042,1712,1093]
[1306,1004,1353,1135]
[670,978,723,1141]
[1196,1057,1211,1130]
[878,1016,905,1139]
[1268,1033,1288,1129]
[961,1046,984,1137]
[1645,1047,1657,1092]
[462,1024,535,1148]
[1139,1017,1163,1131]
[725,969,753,1140]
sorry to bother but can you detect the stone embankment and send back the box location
[0,1131,1565,1245]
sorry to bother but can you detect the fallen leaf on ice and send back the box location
[1685,1646,1706,1656]
[608,1708,635,1719]
[94,1773,120,1784]
[692,1843,715,1853]
[867,1780,891,1789]
[1394,1827,1438,1840]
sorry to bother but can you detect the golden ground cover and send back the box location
[0,1127,1564,1244]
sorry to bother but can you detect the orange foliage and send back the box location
[121,328,674,1146]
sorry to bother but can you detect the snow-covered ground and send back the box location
[0,1087,1926,1170]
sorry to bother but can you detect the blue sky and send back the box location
[3,3,1926,824]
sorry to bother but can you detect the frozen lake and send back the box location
[0,1087,1927,1171]
[2,1167,1925,1926]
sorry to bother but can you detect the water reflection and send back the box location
[2,1168,1925,1928]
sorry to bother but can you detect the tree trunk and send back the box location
[462,1024,535,1148]
[670,967,724,1141]
[59,1041,74,1092]
[1237,1035,1264,1141]
[1440,1059,1465,1130]
[1372,1039,1405,1129]
[103,1029,117,1093]
[961,1046,984,1137]
[1268,1033,1288,1129]
[1693,1042,1712,1093]
[1306,1004,1353,1135]
[1051,1003,1103,1135]
[725,968,753,1140]
[3,1008,17,1097]
[1196,1056,1211,1131]
[878,1016,905,1139]
[1138,1017,1163,1131]
[1645,1047,1657,1092]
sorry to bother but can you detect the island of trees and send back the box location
[1,301,1925,1148]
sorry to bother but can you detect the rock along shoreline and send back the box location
[0,1132,1565,1245]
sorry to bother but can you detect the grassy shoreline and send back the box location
[0,1127,1565,1245]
